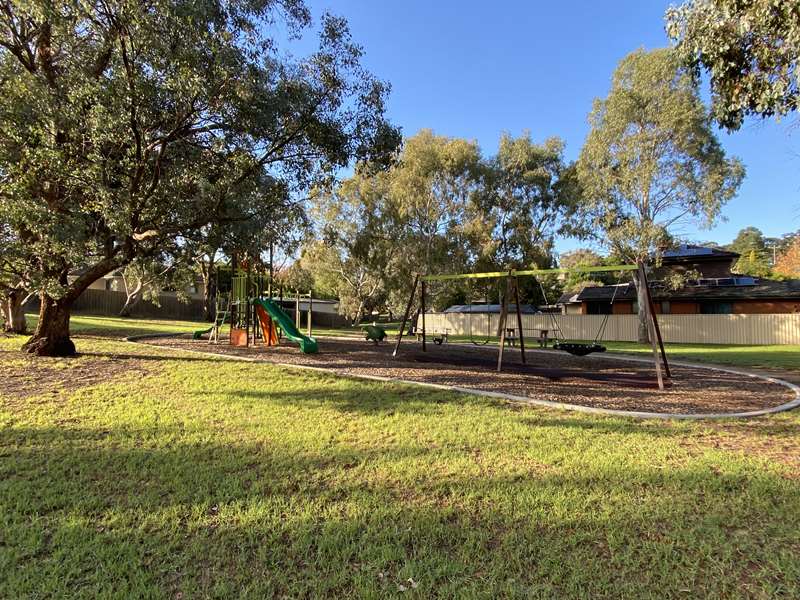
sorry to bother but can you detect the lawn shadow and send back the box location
[3,421,800,597]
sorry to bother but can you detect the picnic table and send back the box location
[417,328,450,345]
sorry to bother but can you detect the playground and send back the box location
[165,261,800,418]
[144,335,797,416]
[3,315,800,597]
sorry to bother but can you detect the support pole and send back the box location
[230,252,238,343]
[307,290,313,337]
[639,265,671,379]
[268,241,273,298]
[420,280,427,352]
[497,276,511,372]
[246,259,252,347]
[295,290,300,328]
[513,276,526,365]
[638,263,664,390]
[393,274,419,357]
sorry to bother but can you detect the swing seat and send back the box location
[553,342,606,356]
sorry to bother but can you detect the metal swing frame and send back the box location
[392,263,670,390]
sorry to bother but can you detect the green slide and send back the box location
[192,325,214,340]
[252,298,318,354]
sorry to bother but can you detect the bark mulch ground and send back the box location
[143,335,797,415]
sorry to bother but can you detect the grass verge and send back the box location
[2,316,800,597]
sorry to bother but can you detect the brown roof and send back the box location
[572,279,800,303]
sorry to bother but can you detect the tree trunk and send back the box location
[119,288,142,317]
[3,289,28,334]
[22,293,75,356]
[352,299,366,326]
[203,262,217,322]
[632,271,650,344]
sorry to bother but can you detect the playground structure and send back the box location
[194,252,318,354]
[394,263,671,389]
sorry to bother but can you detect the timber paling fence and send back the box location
[419,312,800,345]
[23,289,207,321]
[24,289,351,327]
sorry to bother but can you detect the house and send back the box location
[444,303,540,314]
[81,271,205,299]
[558,245,800,315]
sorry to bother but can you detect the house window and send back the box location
[586,302,612,315]
[105,279,114,291]
[661,301,670,314]
[700,301,733,314]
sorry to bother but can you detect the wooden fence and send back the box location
[24,289,207,321]
[24,289,351,327]
[419,312,800,345]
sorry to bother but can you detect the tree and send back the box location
[558,249,606,293]
[667,0,800,130]
[774,236,800,277]
[726,227,773,277]
[305,170,397,323]
[0,225,32,334]
[575,48,744,342]
[300,241,384,324]
[0,0,399,355]
[387,131,483,296]
[117,256,195,317]
[480,133,574,271]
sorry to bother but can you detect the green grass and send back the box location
[22,312,205,340]
[602,341,800,372]
[2,316,800,597]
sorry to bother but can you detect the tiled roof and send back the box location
[444,304,539,314]
[572,279,800,302]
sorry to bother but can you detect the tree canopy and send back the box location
[774,236,800,278]
[575,48,744,340]
[0,0,399,354]
[666,0,800,130]
[300,129,575,319]
[726,227,774,277]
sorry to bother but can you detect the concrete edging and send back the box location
[124,333,800,421]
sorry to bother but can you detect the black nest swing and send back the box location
[553,341,607,356]
[538,278,628,357]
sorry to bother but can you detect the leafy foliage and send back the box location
[304,129,574,318]
[0,0,398,353]
[775,235,800,277]
[574,48,744,341]
[667,0,800,130]
[726,227,774,277]
[575,49,744,266]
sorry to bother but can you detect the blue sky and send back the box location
[301,0,800,253]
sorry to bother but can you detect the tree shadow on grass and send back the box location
[2,422,799,598]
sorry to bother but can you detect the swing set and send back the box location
[393,263,671,390]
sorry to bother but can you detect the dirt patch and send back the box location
[683,418,800,475]
[1,341,157,400]
[142,335,797,416]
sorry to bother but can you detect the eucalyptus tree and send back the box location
[575,48,744,341]
[0,0,399,355]
[0,224,30,333]
[667,0,800,130]
[479,133,574,272]
[726,227,773,277]
[384,130,484,309]
[305,169,396,323]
